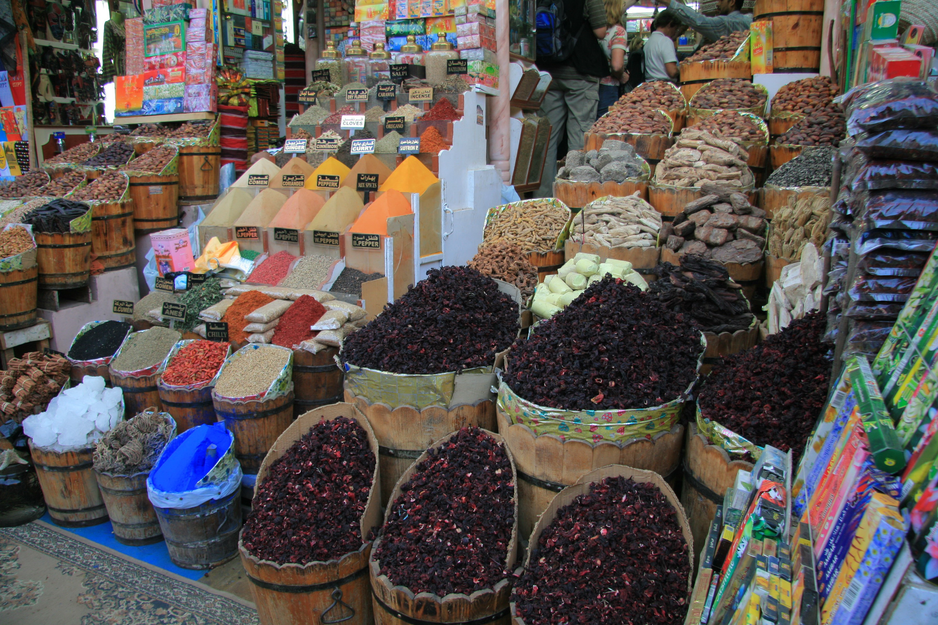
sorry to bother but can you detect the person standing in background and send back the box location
[658,0,752,45]
[534,0,609,197]
[597,0,636,119]
[643,10,683,83]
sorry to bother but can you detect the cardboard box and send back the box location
[150,229,195,275]
[869,46,924,82]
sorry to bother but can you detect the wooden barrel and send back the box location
[649,185,758,219]
[682,423,753,563]
[178,146,221,199]
[679,60,752,101]
[701,325,760,375]
[345,390,496,507]
[583,132,673,174]
[754,0,824,73]
[95,471,163,545]
[661,247,763,301]
[239,403,381,625]
[765,254,791,290]
[129,174,180,233]
[152,490,242,569]
[213,390,295,473]
[770,143,803,169]
[35,231,91,289]
[497,409,684,539]
[292,348,344,418]
[371,430,517,625]
[70,362,111,387]
[760,184,829,220]
[0,264,38,331]
[158,381,217,433]
[91,199,136,271]
[528,250,565,283]
[768,113,803,140]
[552,178,648,208]
[110,370,162,418]
[29,444,108,527]
[564,240,659,281]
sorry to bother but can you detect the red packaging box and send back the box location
[144,51,187,72]
[869,47,923,82]
[143,67,185,86]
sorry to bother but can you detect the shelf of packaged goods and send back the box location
[112,111,216,124]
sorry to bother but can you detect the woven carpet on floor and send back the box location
[0,521,259,625]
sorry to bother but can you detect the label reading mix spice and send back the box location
[356,173,379,192]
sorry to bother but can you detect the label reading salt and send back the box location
[376,84,397,100]
[154,276,174,292]
[274,228,299,243]
[316,136,341,151]
[281,174,305,188]
[447,59,468,75]
[409,87,433,102]
[350,139,376,155]
[398,137,421,155]
[316,175,340,189]
[390,64,409,80]
[284,138,308,153]
[161,302,188,321]
[356,173,379,192]
[247,174,269,187]
[341,114,366,129]
[112,300,134,316]
[345,88,368,102]
[236,226,260,239]
[384,116,405,132]
[149,185,164,195]
[310,69,332,82]
[352,233,381,249]
[206,322,229,341]
[313,230,340,246]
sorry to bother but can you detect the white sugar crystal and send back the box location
[83,376,106,395]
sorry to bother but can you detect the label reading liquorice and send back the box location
[281,174,306,188]
[376,84,397,100]
[390,64,409,80]
[154,276,174,292]
[350,139,376,155]
[149,185,164,195]
[274,227,299,243]
[310,69,332,82]
[206,321,229,341]
[356,173,379,192]
[284,138,308,153]
[345,87,368,102]
[384,116,406,132]
[316,175,340,189]
[236,226,260,239]
[340,114,366,129]
[161,302,188,321]
[247,174,269,187]
[409,87,434,101]
[112,299,134,316]
[398,137,421,155]
[316,136,341,151]
[447,59,469,75]
[352,233,381,249]
[313,230,340,246]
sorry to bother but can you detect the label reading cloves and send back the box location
[316,175,340,189]
[341,114,366,129]
[112,299,134,316]
[274,228,299,243]
[356,173,379,192]
[352,233,381,249]
[206,321,229,341]
[313,230,340,246]
[161,302,188,321]
[236,226,260,239]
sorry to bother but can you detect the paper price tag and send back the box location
[352,233,381,249]
[341,114,366,129]
[284,138,308,153]
[206,322,229,341]
[251,20,264,36]
[398,137,421,155]
[112,300,134,316]
[161,302,188,321]
[350,139,376,155]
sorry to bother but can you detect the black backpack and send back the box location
[626,48,645,90]
[535,0,581,65]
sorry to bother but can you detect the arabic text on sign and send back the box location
[350,139,376,155]
[352,233,381,249]
[112,300,134,316]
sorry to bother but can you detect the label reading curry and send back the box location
[274,228,299,243]
[352,233,381,249]
[235,226,260,239]
[313,230,340,246]
[316,175,340,189]
[112,300,135,316]
[161,302,188,321]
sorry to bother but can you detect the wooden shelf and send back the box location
[112,111,216,124]
[34,39,81,51]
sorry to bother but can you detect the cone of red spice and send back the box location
[423,98,461,121]
[222,291,275,344]
[420,127,448,154]
[248,251,297,285]
[272,295,327,348]
[161,340,230,387]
